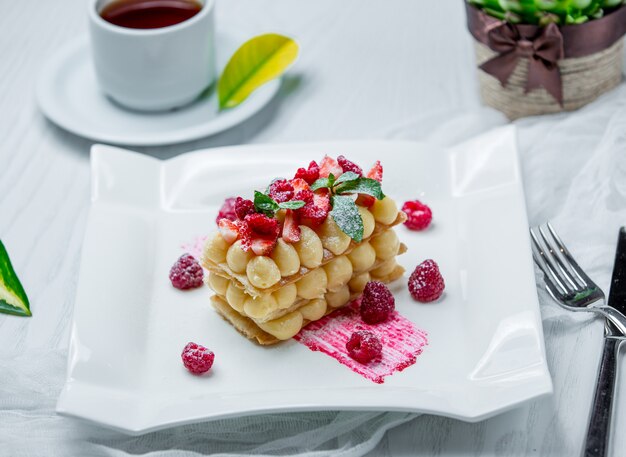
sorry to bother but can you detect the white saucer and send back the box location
[36,32,281,146]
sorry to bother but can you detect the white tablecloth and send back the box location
[1,1,626,455]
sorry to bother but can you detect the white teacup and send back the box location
[88,0,216,112]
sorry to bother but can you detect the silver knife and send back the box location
[583,227,626,457]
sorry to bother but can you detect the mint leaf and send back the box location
[335,177,385,200]
[254,191,279,216]
[330,195,364,242]
[278,200,305,210]
[335,171,360,185]
[310,177,332,191]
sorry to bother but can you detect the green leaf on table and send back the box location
[330,195,364,243]
[0,240,31,317]
[335,177,385,200]
[218,33,299,110]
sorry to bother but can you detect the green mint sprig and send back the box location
[254,190,305,217]
[311,172,385,242]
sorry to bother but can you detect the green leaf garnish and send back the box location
[218,34,299,110]
[335,171,360,185]
[254,191,304,216]
[278,200,306,210]
[0,240,31,317]
[330,195,364,243]
[254,191,279,216]
[335,177,385,200]
[310,177,332,191]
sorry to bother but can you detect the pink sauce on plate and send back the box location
[295,300,428,384]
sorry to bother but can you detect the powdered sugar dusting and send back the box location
[295,301,428,384]
[181,236,207,260]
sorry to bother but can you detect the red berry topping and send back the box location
[402,200,432,231]
[244,213,279,255]
[215,197,237,224]
[181,342,215,374]
[218,218,240,244]
[234,197,255,220]
[346,331,382,364]
[337,155,363,176]
[169,254,204,290]
[268,179,294,203]
[295,189,329,228]
[282,209,301,243]
[366,161,383,182]
[360,281,395,324]
[408,259,445,302]
[245,213,279,239]
[290,178,310,193]
[294,161,320,185]
[319,156,343,178]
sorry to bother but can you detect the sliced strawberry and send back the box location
[319,156,343,178]
[290,178,310,193]
[218,218,239,244]
[282,210,301,243]
[356,194,376,207]
[366,160,383,182]
[251,237,277,256]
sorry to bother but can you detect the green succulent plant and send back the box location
[469,0,625,24]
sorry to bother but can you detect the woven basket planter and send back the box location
[466,4,626,120]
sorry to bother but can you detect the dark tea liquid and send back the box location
[100,0,202,29]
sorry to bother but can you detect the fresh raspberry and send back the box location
[402,200,432,231]
[295,190,329,227]
[181,342,215,374]
[366,160,383,182]
[234,197,255,220]
[408,259,445,302]
[268,179,294,203]
[215,197,237,224]
[294,161,320,185]
[346,331,382,364]
[360,281,395,324]
[245,213,279,239]
[169,254,204,290]
[337,155,363,176]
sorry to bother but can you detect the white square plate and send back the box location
[57,126,552,434]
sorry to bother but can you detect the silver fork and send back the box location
[529,222,626,335]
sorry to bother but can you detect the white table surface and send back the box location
[2,0,626,456]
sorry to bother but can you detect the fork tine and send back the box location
[546,222,590,287]
[530,228,570,296]
[537,224,584,291]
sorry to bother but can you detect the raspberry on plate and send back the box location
[402,200,432,231]
[268,179,295,203]
[169,254,204,290]
[337,155,363,176]
[360,281,395,324]
[408,259,445,302]
[234,197,255,220]
[294,161,320,185]
[181,342,215,374]
[346,331,382,364]
[215,197,237,224]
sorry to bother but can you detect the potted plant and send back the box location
[466,0,626,119]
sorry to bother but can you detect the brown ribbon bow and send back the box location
[480,23,565,106]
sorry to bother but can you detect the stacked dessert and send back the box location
[201,155,407,344]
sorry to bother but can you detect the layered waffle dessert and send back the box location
[201,155,407,345]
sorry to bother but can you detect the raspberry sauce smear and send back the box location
[295,301,428,384]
